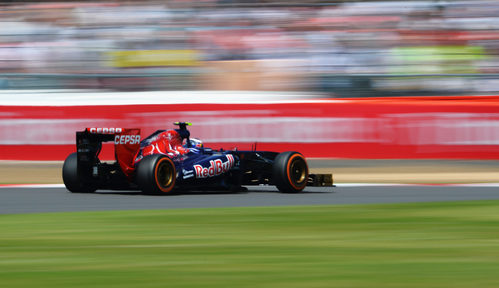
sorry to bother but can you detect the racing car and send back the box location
[62,122,333,194]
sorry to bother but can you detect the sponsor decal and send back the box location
[182,169,194,179]
[194,154,235,178]
[89,127,123,134]
[114,135,141,145]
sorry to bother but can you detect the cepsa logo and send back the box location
[194,154,235,178]
[89,127,123,134]
[114,134,141,145]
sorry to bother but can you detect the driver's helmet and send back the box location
[188,138,203,148]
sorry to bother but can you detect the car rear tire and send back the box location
[62,152,97,193]
[272,151,309,193]
[136,154,176,195]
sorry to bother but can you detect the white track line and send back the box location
[2,183,499,189]
[0,184,66,188]
[340,183,499,187]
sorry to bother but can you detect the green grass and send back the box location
[2,201,499,288]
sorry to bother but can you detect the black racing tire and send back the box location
[272,151,309,193]
[136,154,176,195]
[62,152,97,193]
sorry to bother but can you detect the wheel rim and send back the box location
[157,161,173,188]
[290,157,307,186]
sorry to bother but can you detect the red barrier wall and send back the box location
[1,96,499,160]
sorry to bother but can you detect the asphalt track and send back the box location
[1,185,499,214]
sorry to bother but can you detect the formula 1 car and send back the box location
[62,122,333,194]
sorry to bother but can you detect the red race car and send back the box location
[63,122,333,194]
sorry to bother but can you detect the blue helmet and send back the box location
[188,138,203,148]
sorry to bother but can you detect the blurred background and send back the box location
[2,0,499,97]
[2,0,499,162]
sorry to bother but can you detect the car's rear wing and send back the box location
[76,127,141,178]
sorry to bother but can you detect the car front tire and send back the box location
[272,151,309,193]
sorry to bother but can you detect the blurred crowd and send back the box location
[1,0,499,96]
